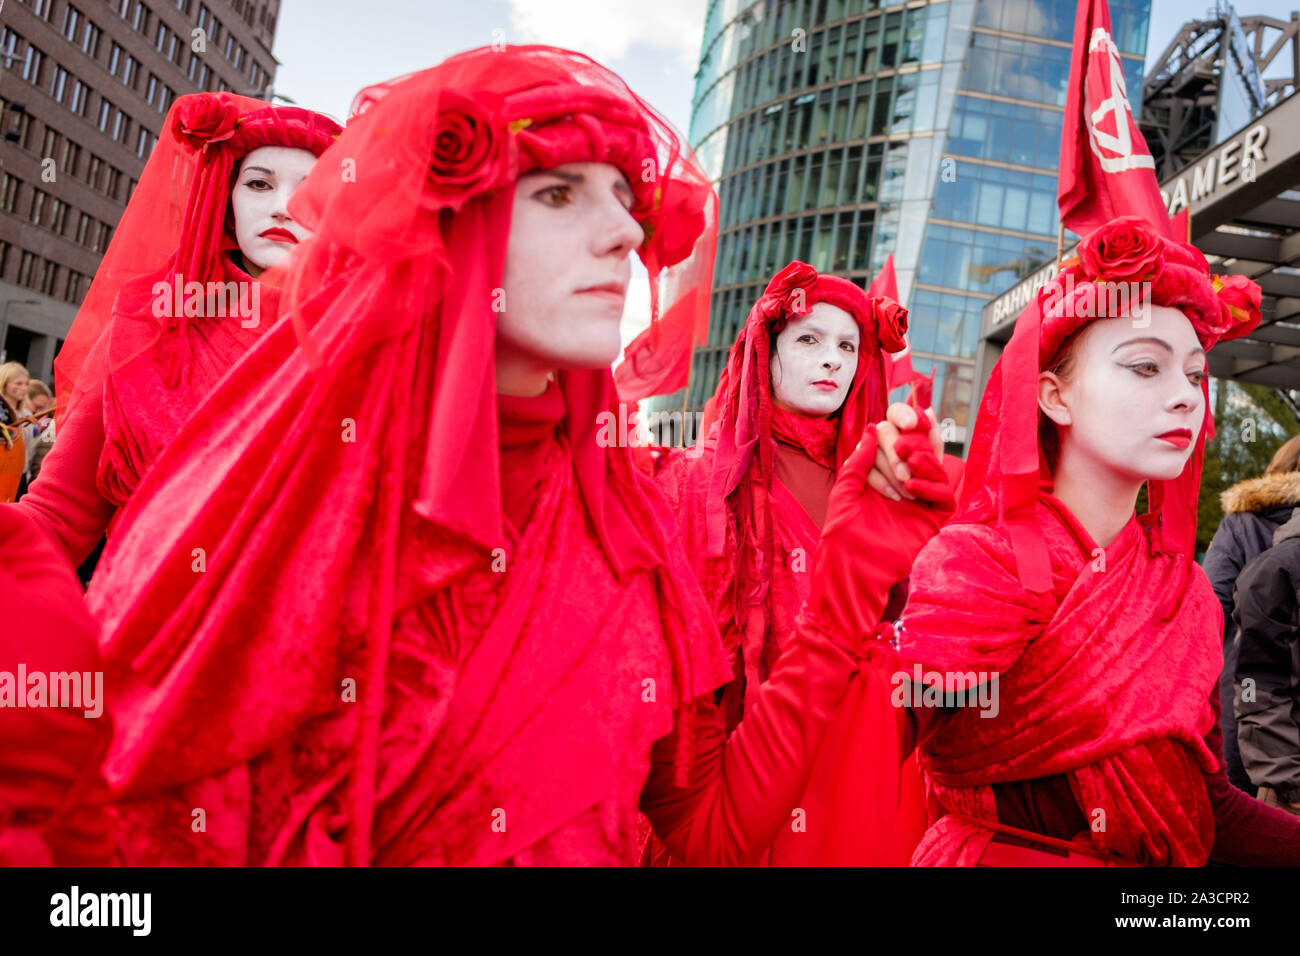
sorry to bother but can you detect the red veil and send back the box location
[87,47,723,864]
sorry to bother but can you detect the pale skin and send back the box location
[770,304,860,418]
[1038,303,1206,549]
[230,145,319,277]
[496,159,944,490]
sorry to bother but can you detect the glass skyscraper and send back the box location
[675,0,1151,448]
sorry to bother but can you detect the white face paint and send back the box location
[230,145,318,276]
[496,161,644,393]
[769,302,860,418]
[1042,303,1206,483]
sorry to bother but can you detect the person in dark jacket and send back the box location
[1232,507,1300,816]
[1205,434,1300,792]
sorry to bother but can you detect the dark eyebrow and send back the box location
[1112,336,1206,358]
[242,166,275,176]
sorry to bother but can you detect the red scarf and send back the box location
[769,406,838,470]
[900,496,1221,865]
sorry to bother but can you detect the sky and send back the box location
[271,0,1300,344]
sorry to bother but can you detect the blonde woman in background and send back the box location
[0,362,32,501]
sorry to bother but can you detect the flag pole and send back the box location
[1055,221,1066,268]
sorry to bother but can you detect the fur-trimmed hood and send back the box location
[1220,471,1300,515]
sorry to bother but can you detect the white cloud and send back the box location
[507,0,707,69]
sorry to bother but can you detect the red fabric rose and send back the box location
[426,91,511,210]
[173,94,240,152]
[871,296,908,353]
[645,177,707,269]
[755,260,818,325]
[1077,216,1164,283]
[1209,273,1263,344]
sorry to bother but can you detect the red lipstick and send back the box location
[259,227,298,244]
[1156,429,1192,449]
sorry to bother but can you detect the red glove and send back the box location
[807,401,958,648]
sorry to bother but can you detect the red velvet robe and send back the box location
[99,384,873,865]
[900,493,1300,865]
[18,255,270,566]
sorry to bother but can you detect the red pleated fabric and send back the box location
[86,46,730,866]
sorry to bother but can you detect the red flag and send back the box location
[1170,207,1190,242]
[868,254,914,391]
[1058,0,1172,237]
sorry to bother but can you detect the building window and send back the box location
[17,252,37,288]
[31,0,54,22]
[1,27,21,64]
[224,34,234,60]
[60,139,81,174]
[111,109,128,143]
[39,259,60,296]
[198,63,209,88]
[62,6,82,43]
[135,126,151,157]
[65,270,86,304]
[198,4,209,31]
[249,61,261,86]
[188,53,200,82]
[108,42,122,76]
[146,74,158,105]
[107,167,122,199]
[93,222,112,252]
[123,55,137,87]
[70,79,88,115]
[176,0,192,13]
[156,24,167,52]
[117,0,131,19]
[86,155,102,189]
[29,188,47,225]
[50,198,68,234]
[21,45,44,85]
[132,2,147,33]
[82,22,102,58]
[97,98,112,132]
[0,174,21,214]
[50,65,69,103]
[76,212,92,245]
[0,241,9,282]
[40,126,58,160]
[158,85,173,113]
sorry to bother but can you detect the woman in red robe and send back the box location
[897,217,1300,865]
[646,260,938,864]
[83,46,958,866]
[14,93,340,568]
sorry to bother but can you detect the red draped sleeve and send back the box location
[0,507,116,865]
[638,611,861,865]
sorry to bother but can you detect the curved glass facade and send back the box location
[669,0,1151,448]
